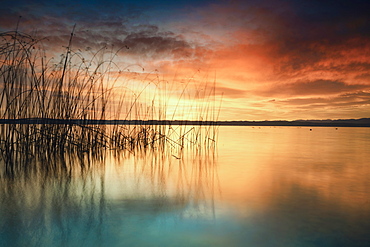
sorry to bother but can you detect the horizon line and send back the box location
[0,118,369,127]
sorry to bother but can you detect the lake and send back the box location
[1,126,370,247]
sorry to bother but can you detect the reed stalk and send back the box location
[0,28,219,171]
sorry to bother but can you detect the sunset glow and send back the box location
[1,0,369,120]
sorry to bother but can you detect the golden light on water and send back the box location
[216,127,370,214]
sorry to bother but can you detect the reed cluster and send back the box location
[0,29,218,172]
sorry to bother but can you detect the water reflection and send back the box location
[0,151,104,246]
[1,126,370,246]
[215,126,370,247]
[0,144,218,246]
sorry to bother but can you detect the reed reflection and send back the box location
[106,141,218,215]
[0,150,106,246]
[0,139,218,246]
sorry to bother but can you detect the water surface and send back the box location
[1,126,369,246]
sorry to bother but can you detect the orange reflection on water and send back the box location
[215,126,370,215]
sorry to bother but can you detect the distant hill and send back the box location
[213,118,370,127]
[0,118,369,127]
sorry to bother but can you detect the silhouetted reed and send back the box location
[0,28,218,171]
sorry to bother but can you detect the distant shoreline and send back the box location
[0,118,369,127]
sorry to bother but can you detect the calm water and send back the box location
[1,126,370,247]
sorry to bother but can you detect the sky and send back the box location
[1,0,370,121]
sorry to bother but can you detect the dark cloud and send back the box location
[290,0,370,39]
[197,0,369,41]
[43,23,194,61]
[273,39,370,76]
[121,28,192,58]
[260,80,370,97]
[337,91,370,102]
[273,91,370,108]
[322,62,370,74]
[355,73,370,82]
[0,0,200,63]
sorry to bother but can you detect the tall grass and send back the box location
[0,28,219,171]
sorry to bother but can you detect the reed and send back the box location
[0,28,219,171]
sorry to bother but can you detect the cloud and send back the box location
[121,28,192,59]
[259,80,370,97]
[271,91,370,108]
[0,15,198,70]
[355,73,370,82]
[254,90,370,120]
[215,86,246,98]
[182,0,370,75]
[61,24,195,63]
